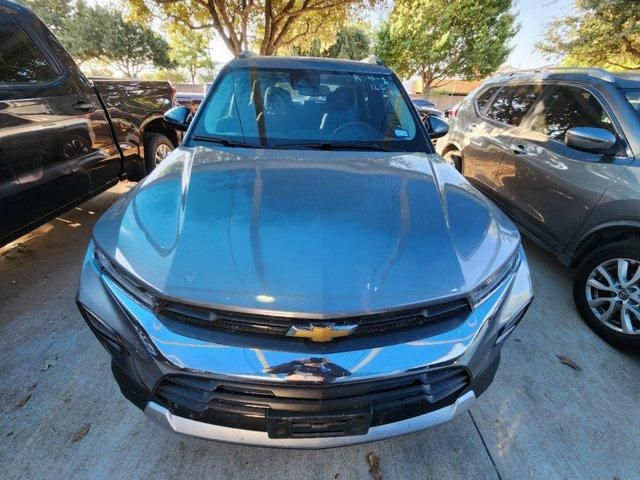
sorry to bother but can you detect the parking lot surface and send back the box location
[1,183,638,480]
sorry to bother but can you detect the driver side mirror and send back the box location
[565,127,617,153]
[164,106,192,131]
[425,115,449,139]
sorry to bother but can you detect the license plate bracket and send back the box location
[267,408,373,439]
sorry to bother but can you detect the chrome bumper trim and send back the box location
[144,390,476,449]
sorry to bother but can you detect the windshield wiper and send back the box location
[191,135,256,148]
[192,136,395,152]
[269,142,394,152]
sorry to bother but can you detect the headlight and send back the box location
[93,247,157,308]
[468,248,521,308]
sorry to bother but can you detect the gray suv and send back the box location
[438,68,640,349]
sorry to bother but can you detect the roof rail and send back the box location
[495,67,616,83]
[361,55,385,66]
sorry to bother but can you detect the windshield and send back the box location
[624,90,640,120]
[190,65,428,152]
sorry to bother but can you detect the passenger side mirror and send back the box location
[164,106,193,131]
[565,127,617,153]
[425,116,449,139]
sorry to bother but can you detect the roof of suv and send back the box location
[227,55,391,75]
[486,68,640,89]
[611,72,640,89]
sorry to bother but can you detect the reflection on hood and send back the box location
[93,146,520,316]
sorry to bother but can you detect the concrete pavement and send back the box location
[1,183,638,480]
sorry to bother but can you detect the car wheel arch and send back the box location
[142,117,179,149]
[570,223,640,267]
[440,144,464,173]
[441,143,462,156]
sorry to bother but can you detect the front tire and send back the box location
[144,133,174,174]
[573,240,640,350]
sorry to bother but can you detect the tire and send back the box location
[442,148,462,173]
[573,240,640,350]
[144,133,174,173]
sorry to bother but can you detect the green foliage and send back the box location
[326,26,371,60]
[375,0,518,95]
[61,1,173,78]
[17,0,71,34]
[537,0,640,70]
[129,0,371,56]
[295,26,371,60]
[79,61,113,78]
[308,39,324,57]
[168,27,212,85]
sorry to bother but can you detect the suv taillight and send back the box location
[446,105,459,118]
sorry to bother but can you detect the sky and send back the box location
[506,0,573,69]
[209,0,575,69]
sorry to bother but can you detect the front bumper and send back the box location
[77,242,532,448]
[144,391,476,448]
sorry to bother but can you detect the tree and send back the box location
[294,25,371,59]
[63,1,173,78]
[128,0,371,56]
[325,26,371,59]
[537,0,640,70]
[277,6,351,56]
[17,0,71,35]
[168,27,212,85]
[375,0,518,97]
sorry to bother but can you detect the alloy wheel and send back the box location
[155,143,172,165]
[585,258,640,335]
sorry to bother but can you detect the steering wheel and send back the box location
[332,121,379,137]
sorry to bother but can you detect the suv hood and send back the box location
[93,146,520,316]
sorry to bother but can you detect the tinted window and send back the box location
[0,15,57,84]
[485,87,512,123]
[192,66,427,152]
[509,85,543,125]
[624,90,640,118]
[531,86,615,140]
[485,85,542,126]
[475,86,500,112]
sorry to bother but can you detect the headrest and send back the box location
[264,86,292,113]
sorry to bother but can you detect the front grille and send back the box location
[157,298,470,340]
[154,367,471,436]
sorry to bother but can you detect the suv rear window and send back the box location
[530,86,615,140]
[475,86,501,112]
[0,15,57,84]
[485,85,543,126]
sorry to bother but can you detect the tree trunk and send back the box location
[421,70,433,100]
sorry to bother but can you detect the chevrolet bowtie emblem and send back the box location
[286,323,357,342]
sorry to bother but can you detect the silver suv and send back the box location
[76,56,533,447]
[438,68,640,349]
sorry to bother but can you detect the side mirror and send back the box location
[565,127,616,153]
[425,115,449,139]
[164,106,192,131]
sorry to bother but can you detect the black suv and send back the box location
[437,68,640,349]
